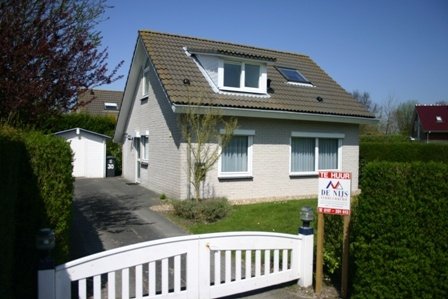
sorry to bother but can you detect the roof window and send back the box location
[104,102,118,110]
[277,67,312,85]
[436,116,443,123]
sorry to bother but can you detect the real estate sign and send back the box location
[318,171,351,215]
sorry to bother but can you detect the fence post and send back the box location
[298,206,314,287]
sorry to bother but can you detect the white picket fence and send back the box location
[38,231,313,299]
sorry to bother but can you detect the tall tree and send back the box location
[0,0,122,125]
[351,90,381,135]
[394,100,418,136]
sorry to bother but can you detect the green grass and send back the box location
[167,198,317,234]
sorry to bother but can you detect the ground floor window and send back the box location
[290,132,343,175]
[219,129,254,178]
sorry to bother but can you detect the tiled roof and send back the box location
[77,89,123,116]
[139,30,374,119]
[415,105,448,132]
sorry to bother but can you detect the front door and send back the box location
[134,137,141,183]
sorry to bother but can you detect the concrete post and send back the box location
[298,227,314,287]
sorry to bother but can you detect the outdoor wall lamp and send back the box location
[36,228,55,251]
[299,206,314,235]
[36,228,55,269]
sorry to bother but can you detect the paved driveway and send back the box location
[70,177,187,259]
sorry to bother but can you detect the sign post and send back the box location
[315,171,351,297]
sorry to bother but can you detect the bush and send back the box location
[172,198,231,223]
[351,162,448,298]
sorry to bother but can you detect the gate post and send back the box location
[36,228,56,299]
[298,206,314,287]
[38,268,56,299]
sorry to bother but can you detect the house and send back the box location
[114,30,377,201]
[55,128,110,178]
[411,104,448,142]
[76,89,123,119]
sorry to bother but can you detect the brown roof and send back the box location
[77,89,123,116]
[139,30,374,119]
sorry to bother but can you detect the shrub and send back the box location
[172,198,231,223]
[351,162,448,298]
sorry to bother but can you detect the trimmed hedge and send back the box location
[172,198,232,223]
[0,126,73,298]
[360,142,448,164]
[351,162,448,298]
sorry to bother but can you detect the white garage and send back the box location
[55,128,110,178]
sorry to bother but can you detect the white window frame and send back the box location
[218,60,267,94]
[141,135,149,162]
[218,129,255,179]
[142,63,150,97]
[289,132,344,176]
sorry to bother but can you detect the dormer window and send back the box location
[219,60,267,93]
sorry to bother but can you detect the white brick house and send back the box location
[114,30,376,201]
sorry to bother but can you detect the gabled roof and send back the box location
[77,89,123,115]
[54,127,111,139]
[415,105,448,132]
[138,30,374,119]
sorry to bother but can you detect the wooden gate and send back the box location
[38,231,313,299]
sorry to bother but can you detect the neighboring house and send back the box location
[114,30,377,201]
[55,128,110,178]
[76,89,123,119]
[411,104,448,142]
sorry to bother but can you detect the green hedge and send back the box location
[351,162,448,298]
[0,126,73,298]
[22,130,74,261]
[360,142,448,164]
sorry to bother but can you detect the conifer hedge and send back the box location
[351,162,448,298]
[0,126,73,298]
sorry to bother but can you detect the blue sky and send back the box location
[98,0,448,105]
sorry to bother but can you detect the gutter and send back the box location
[172,104,378,125]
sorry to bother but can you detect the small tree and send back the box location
[180,104,237,201]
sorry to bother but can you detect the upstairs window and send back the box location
[219,61,267,94]
[104,102,118,111]
[142,60,151,97]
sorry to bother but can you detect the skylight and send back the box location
[277,67,311,84]
[436,116,443,123]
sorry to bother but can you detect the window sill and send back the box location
[141,161,149,166]
[289,172,318,177]
[218,174,253,180]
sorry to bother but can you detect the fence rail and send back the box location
[39,231,313,299]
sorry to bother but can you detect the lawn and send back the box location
[167,198,317,234]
